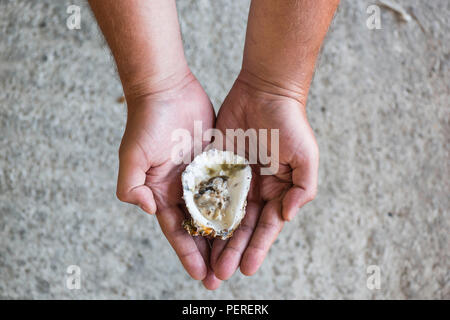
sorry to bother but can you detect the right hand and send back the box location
[116,71,221,290]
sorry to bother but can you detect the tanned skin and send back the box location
[89,0,339,289]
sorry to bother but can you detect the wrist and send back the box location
[236,68,310,107]
[122,62,194,106]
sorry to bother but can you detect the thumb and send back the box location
[282,157,318,221]
[116,147,157,214]
[282,185,315,221]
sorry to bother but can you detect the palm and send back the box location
[211,80,319,279]
[117,77,221,289]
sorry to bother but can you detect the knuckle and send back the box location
[305,188,317,202]
[116,188,127,202]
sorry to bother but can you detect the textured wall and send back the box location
[0,0,448,299]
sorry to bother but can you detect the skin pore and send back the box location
[89,0,339,290]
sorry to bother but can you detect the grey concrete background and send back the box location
[0,0,448,299]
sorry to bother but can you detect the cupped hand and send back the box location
[211,74,319,280]
[116,72,221,290]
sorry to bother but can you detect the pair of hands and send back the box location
[116,68,319,290]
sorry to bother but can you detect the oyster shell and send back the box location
[182,149,252,239]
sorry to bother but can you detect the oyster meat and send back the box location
[182,149,252,239]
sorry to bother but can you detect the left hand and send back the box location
[211,74,319,280]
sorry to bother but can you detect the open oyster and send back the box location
[182,149,252,239]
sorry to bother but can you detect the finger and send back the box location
[240,200,284,276]
[213,201,261,280]
[194,237,222,290]
[117,148,156,214]
[157,206,207,280]
[210,238,228,272]
[202,268,222,290]
[282,160,318,221]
